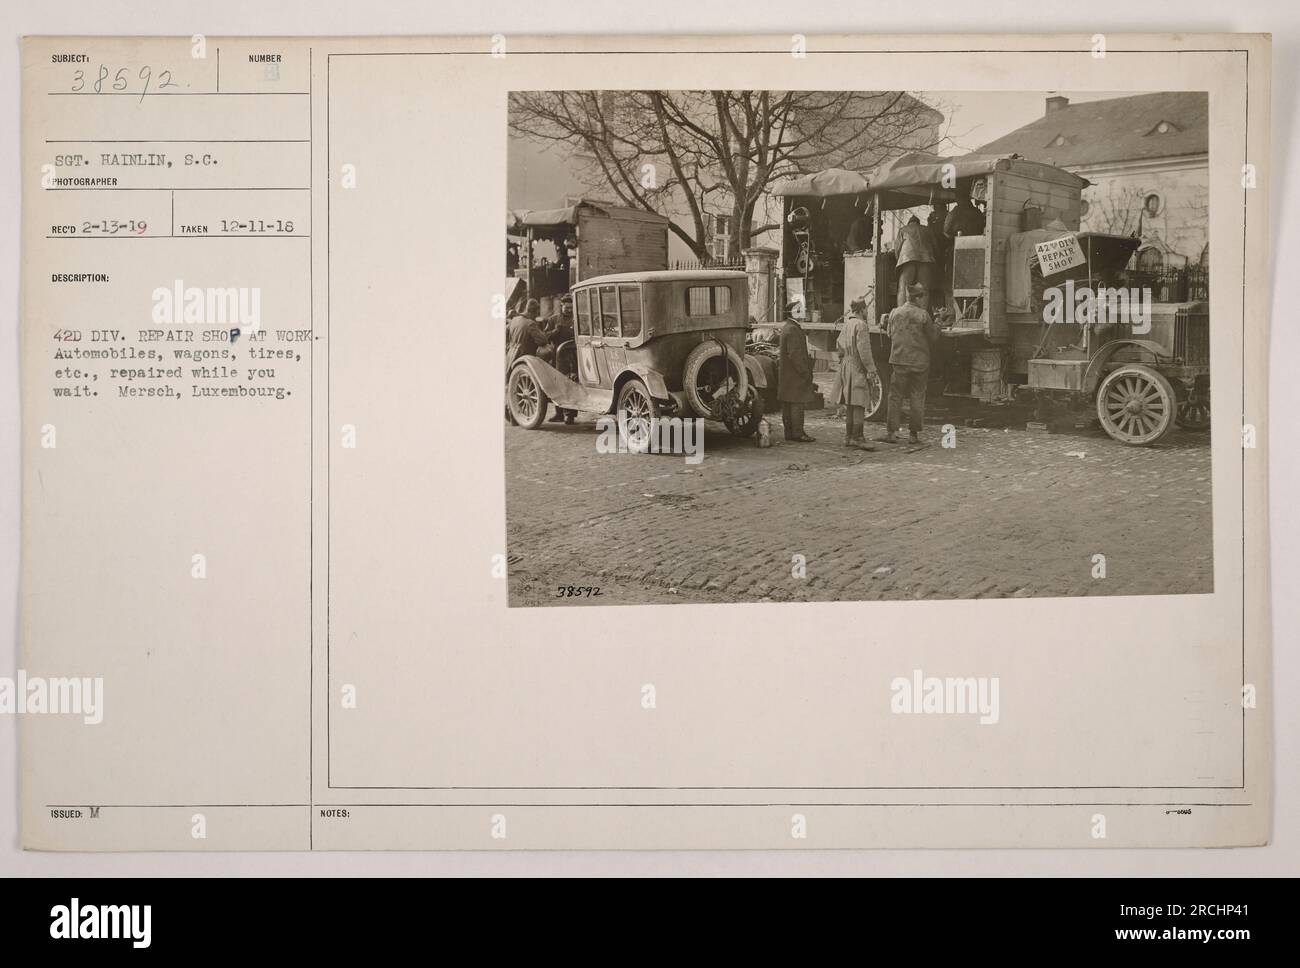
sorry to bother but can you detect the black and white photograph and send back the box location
[505,89,1213,606]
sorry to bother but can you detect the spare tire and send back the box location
[682,340,749,420]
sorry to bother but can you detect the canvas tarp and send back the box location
[507,202,603,232]
[771,153,1087,202]
[769,168,872,198]
[866,152,1024,191]
[507,199,671,233]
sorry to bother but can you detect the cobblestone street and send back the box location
[505,406,1214,607]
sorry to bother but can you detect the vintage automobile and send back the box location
[1016,234,1209,445]
[505,270,769,446]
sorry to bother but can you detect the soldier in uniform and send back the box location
[878,283,939,445]
[944,186,987,239]
[836,296,878,451]
[544,298,577,424]
[505,298,549,374]
[894,215,937,307]
[777,301,817,442]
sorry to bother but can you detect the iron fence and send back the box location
[671,257,747,271]
[1128,264,1209,303]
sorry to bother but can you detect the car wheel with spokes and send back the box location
[507,365,550,430]
[724,386,764,437]
[616,378,659,454]
[1096,364,1176,446]
[864,371,885,422]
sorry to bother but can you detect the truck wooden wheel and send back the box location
[1096,364,1177,446]
[1175,398,1211,431]
[507,366,550,430]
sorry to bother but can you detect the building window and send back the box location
[1137,247,1165,271]
[710,214,732,261]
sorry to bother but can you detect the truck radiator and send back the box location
[1173,307,1209,366]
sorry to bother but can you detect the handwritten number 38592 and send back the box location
[556,586,603,599]
[71,66,179,102]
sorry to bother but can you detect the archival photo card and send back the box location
[18,33,1270,850]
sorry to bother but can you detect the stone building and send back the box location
[977,92,1209,269]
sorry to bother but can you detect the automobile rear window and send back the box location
[599,286,620,337]
[574,289,591,336]
[686,285,733,316]
[618,285,642,338]
[686,286,712,316]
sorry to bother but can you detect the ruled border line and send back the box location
[322,45,1254,802]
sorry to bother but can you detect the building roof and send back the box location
[507,199,669,232]
[975,92,1208,169]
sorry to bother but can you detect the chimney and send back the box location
[1045,95,1069,115]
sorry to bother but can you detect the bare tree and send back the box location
[509,91,945,260]
[1090,185,1148,237]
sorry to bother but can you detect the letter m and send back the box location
[206,288,239,325]
[49,677,81,711]
[101,906,130,939]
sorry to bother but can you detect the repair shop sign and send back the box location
[1035,235,1086,276]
